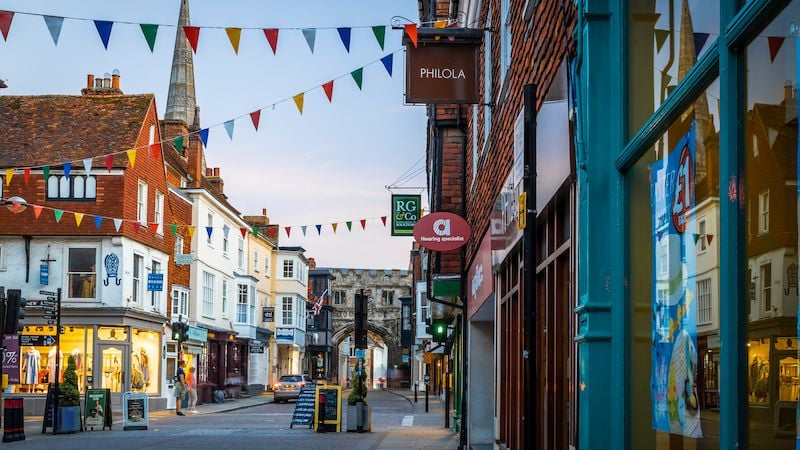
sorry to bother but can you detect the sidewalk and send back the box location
[377,388,459,449]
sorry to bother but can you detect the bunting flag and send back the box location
[337,27,351,52]
[183,26,200,53]
[707,234,714,245]
[316,224,322,235]
[332,223,338,233]
[206,226,213,239]
[23,168,30,185]
[140,24,158,52]
[302,28,316,53]
[94,216,103,229]
[252,227,259,238]
[269,227,276,239]
[263,28,279,54]
[405,24,418,48]
[346,221,352,231]
[380,54,393,76]
[63,162,72,178]
[105,155,114,172]
[83,158,93,176]
[54,209,64,223]
[223,226,230,238]
[132,222,141,233]
[654,29,669,53]
[380,216,387,226]
[4,168,13,185]
[170,223,178,236]
[43,15,64,45]
[113,218,123,232]
[372,25,385,50]
[43,165,49,181]
[127,149,137,168]
[285,226,291,237]
[173,135,184,154]
[94,20,113,49]
[240,227,247,238]
[768,36,785,62]
[187,226,196,238]
[301,225,307,236]
[693,32,709,57]
[360,219,366,230]
[199,128,209,148]
[150,142,161,159]
[33,205,43,219]
[225,27,242,54]
[693,234,701,245]
[293,93,305,114]
[351,68,363,90]
[322,80,334,102]
[149,222,159,234]
[434,20,447,29]
[250,110,261,131]
[224,120,235,139]
[74,212,84,227]
[0,11,13,41]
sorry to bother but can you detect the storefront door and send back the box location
[99,344,129,393]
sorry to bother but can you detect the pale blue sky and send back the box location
[0,0,428,269]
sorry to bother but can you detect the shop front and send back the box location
[276,327,305,377]
[202,328,248,399]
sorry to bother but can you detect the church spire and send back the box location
[164,0,197,128]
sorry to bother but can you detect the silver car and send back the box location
[273,375,311,403]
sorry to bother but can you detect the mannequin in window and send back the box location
[48,347,63,384]
[22,347,40,385]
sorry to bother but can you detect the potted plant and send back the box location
[346,364,370,432]
[57,355,82,433]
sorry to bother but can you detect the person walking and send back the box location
[186,366,198,413]
[175,360,187,416]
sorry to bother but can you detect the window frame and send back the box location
[237,283,248,323]
[132,253,143,305]
[66,247,98,300]
[222,278,229,317]
[46,175,97,201]
[282,296,293,326]
[202,271,214,317]
[758,189,769,234]
[137,181,148,225]
[172,287,189,317]
[154,190,165,235]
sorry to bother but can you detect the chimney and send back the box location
[205,168,213,176]
[87,74,95,90]
[262,208,267,216]
[207,168,224,194]
[187,137,203,188]
[308,258,317,269]
[111,69,120,89]
[82,71,123,96]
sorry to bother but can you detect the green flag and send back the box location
[140,24,158,52]
[170,223,178,236]
[174,135,184,155]
[351,68,363,90]
[372,25,385,50]
[346,221,352,231]
[54,209,64,223]
[43,165,50,181]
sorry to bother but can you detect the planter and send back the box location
[57,406,82,433]
[346,402,371,433]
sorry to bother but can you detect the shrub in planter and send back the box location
[57,355,82,433]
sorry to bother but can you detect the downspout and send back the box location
[457,105,469,448]
[24,235,32,283]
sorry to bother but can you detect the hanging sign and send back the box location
[40,264,49,285]
[404,29,482,104]
[174,253,193,266]
[391,194,422,236]
[147,273,163,292]
[413,212,471,252]
[249,340,265,353]
[262,307,275,323]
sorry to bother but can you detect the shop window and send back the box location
[202,271,214,316]
[17,326,91,394]
[67,248,97,299]
[282,297,293,326]
[132,254,143,305]
[237,284,248,323]
[132,329,160,394]
[137,181,147,225]
[172,287,188,317]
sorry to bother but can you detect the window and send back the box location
[150,260,161,308]
[132,254,143,304]
[222,279,228,316]
[174,235,184,255]
[382,290,394,305]
[222,225,230,254]
[250,288,256,325]
[265,255,269,276]
[483,5,492,148]
[698,219,707,252]
[47,175,97,200]
[206,213,213,245]
[202,272,214,316]
[238,238,245,269]
[758,190,769,234]
[282,297,293,326]
[0,245,5,271]
[499,0,511,87]
[334,291,345,305]
[67,248,97,298]
[254,251,259,272]
[761,263,772,312]
[137,181,148,225]
[697,279,712,325]
[237,284,248,323]
[172,288,188,317]
[283,260,294,278]
[154,191,164,235]
[149,124,156,145]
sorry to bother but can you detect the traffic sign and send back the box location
[46,296,56,301]
[20,335,55,347]
[39,290,56,296]
[355,349,365,359]
[46,320,56,325]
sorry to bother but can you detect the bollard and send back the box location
[2,398,12,442]
[316,393,326,433]
[16,398,24,441]
[425,384,429,413]
[414,382,418,403]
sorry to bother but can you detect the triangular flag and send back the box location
[150,142,161,159]
[54,209,64,223]
[381,216,387,226]
[94,20,113,49]
[252,227,259,238]
[269,227,276,238]
[0,11,13,41]
[140,24,158,52]
[127,149,137,168]
[205,227,213,239]
[372,25,385,50]
[337,27,351,52]
[43,16,64,45]
[322,80,334,102]
[223,226,230,238]
[224,120,235,139]
[4,168,12,185]
[74,213,84,227]
[360,219,367,230]
[183,26,200,53]
[113,218,123,232]
[293,93,305,114]
[405,24,418,48]
[434,20,447,29]
[199,128,209,147]
[149,222,159,234]
[63,162,71,178]
[693,32,709,57]
[187,226,195,238]
[285,226,292,237]
[133,222,141,233]
[105,155,113,172]
[332,223,338,233]
[225,27,241,54]
[250,110,261,131]
[302,28,316,53]
[43,165,49,181]
[23,168,30,185]
[301,226,307,236]
[170,223,178,236]
[33,205,43,219]
[173,135,184,154]
[381,54,393,76]
[768,37,785,62]
[693,234,701,244]
[240,227,248,238]
[654,29,669,52]
[707,234,714,245]
[351,68,363,90]
[94,216,103,229]
[315,224,322,235]
[83,158,93,176]
[263,28,279,54]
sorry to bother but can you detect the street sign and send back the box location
[424,374,430,383]
[46,320,56,325]
[262,307,274,323]
[147,273,163,292]
[39,290,55,296]
[355,349,365,359]
[20,335,55,347]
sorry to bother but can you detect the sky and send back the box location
[0,0,428,270]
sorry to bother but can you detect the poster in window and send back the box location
[649,123,702,438]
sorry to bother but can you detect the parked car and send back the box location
[273,374,312,403]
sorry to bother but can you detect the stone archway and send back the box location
[332,322,402,388]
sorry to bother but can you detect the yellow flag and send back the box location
[74,212,84,227]
[293,93,304,114]
[434,20,447,28]
[331,223,338,233]
[4,168,13,185]
[127,149,137,168]
[225,27,241,54]
[187,226,195,239]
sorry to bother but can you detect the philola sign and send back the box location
[413,212,471,252]
[391,194,422,236]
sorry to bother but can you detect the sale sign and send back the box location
[391,194,422,236]
[3,334,19,384]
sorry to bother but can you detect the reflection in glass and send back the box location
[101,346,123,393]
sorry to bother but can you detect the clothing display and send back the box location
[47,347,63,384]
[22,348,40,385]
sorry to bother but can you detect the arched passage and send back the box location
[331,322,402,388]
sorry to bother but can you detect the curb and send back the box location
[213,398,274,414]
[381,388,416,409]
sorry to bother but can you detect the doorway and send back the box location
[99,344,128,393]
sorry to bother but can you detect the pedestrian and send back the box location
[176,360,186,416]
[186,366,198,413]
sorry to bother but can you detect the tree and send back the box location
[347,362,368,406]
[61,355,80,407]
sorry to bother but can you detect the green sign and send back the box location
[391,194,421,236]
[84,388,112,431]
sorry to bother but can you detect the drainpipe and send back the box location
[457,104,469,449]
[522,84,538,450]
[24,236,32,283]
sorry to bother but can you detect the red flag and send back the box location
[322,80,334,102]
[380,216,387,226]
[285,226,292,237]
[150,142,161,159]
[360,219,367,230]
[404,24,418,48]
[23,167,30,185]
[263,28,279,54]
[240,227,248,238]
[105,154,114,172]
[0,11,13,41]
[250,110,261,131]
[149,222,159,234]
[707,234,714,245]
[133,222,141,233]
[768,36,785,62]
[32,205,43,219]
[183,26,200,53]
[269,227,276,238]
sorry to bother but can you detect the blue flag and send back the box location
[223,120,234,140]
[302,28,316,53]
[94,20,113,49]
[43,16,63,45]
[381,54,393,76]
[337,27,351,52]
[199,128,209,148]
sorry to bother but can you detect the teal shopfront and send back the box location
[576,0,800,448]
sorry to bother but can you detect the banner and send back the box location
[391,194,421,236]
[649,123,702,438]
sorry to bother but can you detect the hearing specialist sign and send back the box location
[391,194,422,236]
[413,212,471,252]
[404,29,481,104]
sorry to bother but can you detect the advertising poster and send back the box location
[122,391,148,430]
[3,334,19,384]
[84,389,109,429]
[649,124,702,438]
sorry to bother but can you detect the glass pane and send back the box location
[85,176,96,198]
[628,0,720,139]
[101,346,124,393]
[68,248,95,272]
[629,80,721,448]
[73,176,84,199]
[745,3,800,448]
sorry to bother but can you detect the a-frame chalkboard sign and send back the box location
[289,383,317,429]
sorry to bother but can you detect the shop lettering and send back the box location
[433,219,451,236]
[419,235,465,243]
[419,67,467,79]
[470,264,484,299]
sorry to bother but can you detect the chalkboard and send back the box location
[289,383,316,429]
[320,388,338,421]
[314,385,342,432]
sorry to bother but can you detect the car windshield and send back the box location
[280,376,302,382]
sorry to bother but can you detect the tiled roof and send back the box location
[0,94,153,168]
